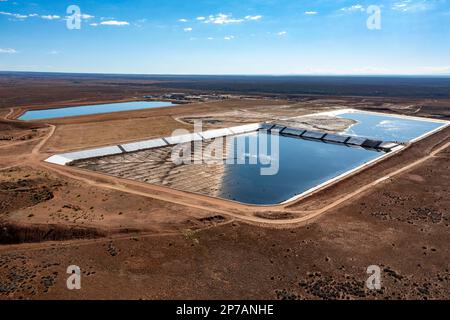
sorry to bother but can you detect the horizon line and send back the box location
[1,70,450,78]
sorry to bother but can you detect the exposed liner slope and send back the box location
[46,146,123,165]
[121,138,167,153]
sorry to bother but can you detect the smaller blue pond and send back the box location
[19,101,177,120]
[338,112,444,142]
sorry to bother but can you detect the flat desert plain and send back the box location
[0,75,449,300]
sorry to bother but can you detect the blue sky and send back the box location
[0,0,449,75]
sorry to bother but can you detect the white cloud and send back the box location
[277,31,287,36]
[207,37,214,40]
[392,2,408,10]
[0,11,28,19]
[205,13,244,24]
[14,14,28,19]
[100,20,130,26]
[48,50,60,55]
[196,16,206,21]
[0,48,17,54]
[392,0,433,12]
[63,13,95,20]
[90,23,99,27]
[304,11,318,15]
[224,35,235,40]
[340,4,365,12]
[1,11,90,22]
[204,13,262,25]
[245,15,262,21]
[178,18,188,22]
[184,27,193,32]
[80,14,95,20]
[41,15,61,20]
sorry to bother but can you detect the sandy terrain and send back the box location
[0,76,449,300]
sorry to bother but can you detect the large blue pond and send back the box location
[338,112,444,142]
[217,112,446,204]
[19,101,177,120]
[218,132,382,205]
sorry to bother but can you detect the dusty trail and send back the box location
[39,141,450,227]
[31,124,55,158]
[32,130,397,219]
[0,219,237,254]
[12,105,450,228]
[0,108,38,150]
[4,108,14,120]
[4,105,450,228]
[0,125,55,168]
[2,106,449,256]
[2,141,448,254]
[0,163,26,172]
[284,141,449,223]
[0,137,43,149]
[39,161,245,217]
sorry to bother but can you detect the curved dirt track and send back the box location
[4,107,449,228]
[31,125,55,158]
[4,108,14,120]
[0,137,43,150]
[0,217,238,254]
[39,141,449,228]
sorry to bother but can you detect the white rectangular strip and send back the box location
[199,128,234,140]
[120,138,167,152]
[228,123,262,134]
[164,133,203,145]
[45,155,74,165]
[60,145,123,162]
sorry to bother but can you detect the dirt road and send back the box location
[16,105,448,228]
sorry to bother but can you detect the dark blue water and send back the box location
[19,101,177,120]
[218,132,381,205]
[338,112,444,142]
